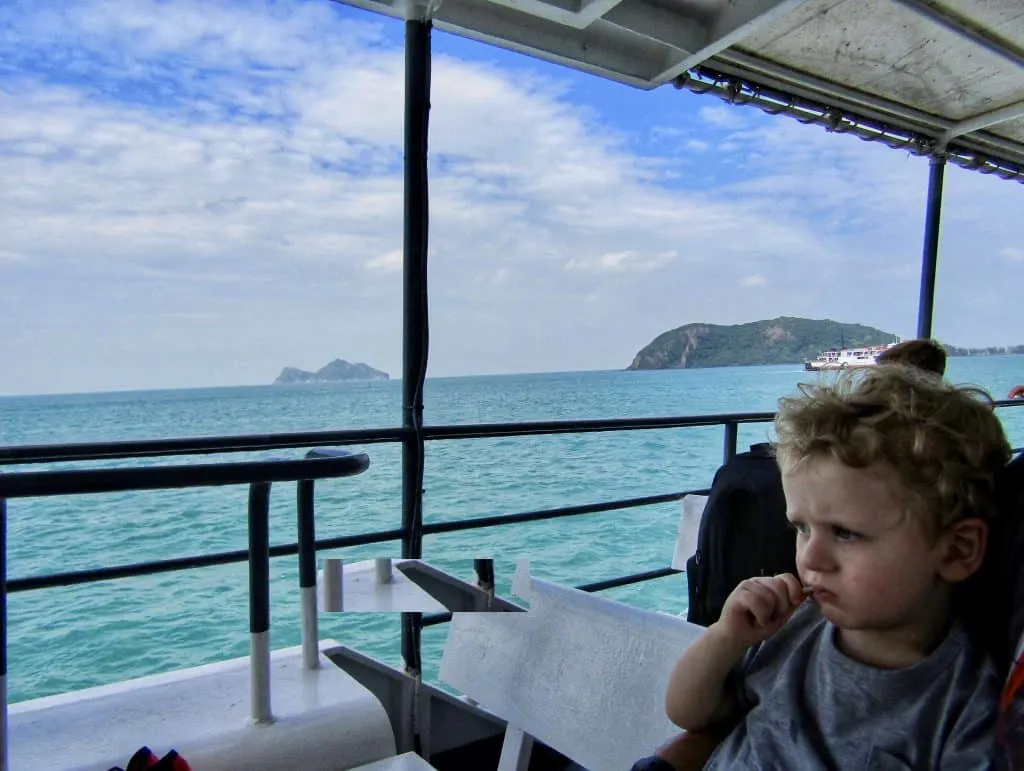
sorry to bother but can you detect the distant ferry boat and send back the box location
[803,339,901,371]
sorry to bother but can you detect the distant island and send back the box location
[626,316,1024,370]
[274,359,389,383]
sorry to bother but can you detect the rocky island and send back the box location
[626,316,1024,370]
[274,359,389,383]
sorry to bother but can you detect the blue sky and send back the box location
[1,0,1022,395]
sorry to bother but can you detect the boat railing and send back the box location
[0,402,1022,759]
[2,403,1023,602]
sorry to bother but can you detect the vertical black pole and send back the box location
[296,478,319,670]
[916,156,946,339]
[296,480,317,590]
[401,16,431,681]
[248,481,272,723]
[722,422,738,466]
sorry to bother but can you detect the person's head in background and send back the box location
[876,338,947,377]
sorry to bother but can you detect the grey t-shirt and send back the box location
[703,601,1001,770]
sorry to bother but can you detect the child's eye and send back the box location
[787,521,809,535]
[833,527,860,541]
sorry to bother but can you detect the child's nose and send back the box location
[797,532,834,573]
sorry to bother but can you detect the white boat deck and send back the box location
[9,640,398,771]
[321,558,450,613]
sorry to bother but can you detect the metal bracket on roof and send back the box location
[672,66,1024,184]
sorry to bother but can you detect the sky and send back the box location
[1,0,1022,396]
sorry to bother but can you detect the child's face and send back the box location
[782,455,957,638]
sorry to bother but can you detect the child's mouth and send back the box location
[803,585,836,602]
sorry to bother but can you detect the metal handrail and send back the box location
[0,447,371,766]
[4,401,1020,466]
[0,411,775,466]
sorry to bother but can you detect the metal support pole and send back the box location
[400,16,432,681]
[722,422,738,466]
[296,479,320,670]
[248,482,273,724]
[474,558,495,609]
[916,156,946,339]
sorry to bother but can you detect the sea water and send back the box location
[1,359,1022,703]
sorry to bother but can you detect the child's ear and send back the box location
[937,517,988,583]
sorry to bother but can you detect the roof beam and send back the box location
[575,0,628,27]
[484,0,628,29]
[655,0,809,82]
[707,48,1024,166]
[938,98,1024,148]
[602,0,705,53]
[889,0,1024,71]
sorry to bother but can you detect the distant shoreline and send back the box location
[5,357,1024,400]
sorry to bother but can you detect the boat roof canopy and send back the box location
[333,0,1024,181]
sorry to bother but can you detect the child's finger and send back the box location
[743,582,781,627]
[777,573,804,606]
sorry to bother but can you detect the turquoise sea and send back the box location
[2,359,1023,704]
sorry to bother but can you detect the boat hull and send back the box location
[803,359,881,371]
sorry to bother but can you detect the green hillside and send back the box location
[626,317,897,370]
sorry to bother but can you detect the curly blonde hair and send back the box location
[774,364,1011,535]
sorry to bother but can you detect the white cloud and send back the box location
[0,0,1021,395]
[740,274,765,287]
[1002,247,1024,262]
[698,104,749,130]
[566,250,677,273]
[366,249,403,273]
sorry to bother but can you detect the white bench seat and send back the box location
[439,565,704,771]
[349,751,440,770]
[9,639,397,771]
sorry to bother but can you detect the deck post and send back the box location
[296,479,320,670]
[248,482,273,724]
[722,422,738,465]
[400,12,432,682]
[916,155,946,339]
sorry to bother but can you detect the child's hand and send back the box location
[715,573,805,647]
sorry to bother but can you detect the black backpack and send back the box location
[685,442,796,627]
[961,449,1024,678]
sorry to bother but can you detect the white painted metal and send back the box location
[439,574,705,771]
[510,558,532,602]
[328,0,1024,170]
[301,585,321,670]
[8,641,397,771]
[251,630,273,724]
[375,558,394,584]
[939,98,1024,148]
[319,559,450,613]
[496,726,534,771]
[654,0,808,82]
[349,752,440,770]
[322,557,345,612]
[671,493,707,571]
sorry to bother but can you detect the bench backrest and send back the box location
[439,568,704,771]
